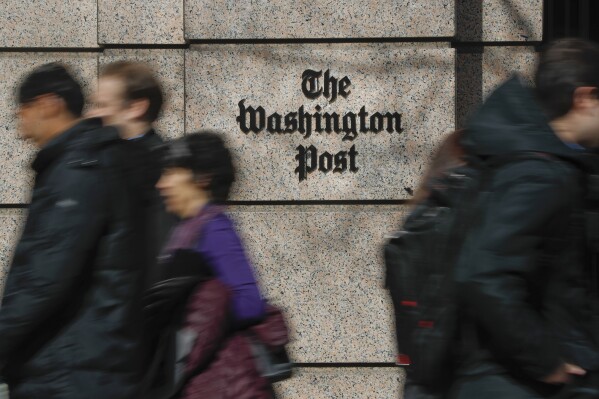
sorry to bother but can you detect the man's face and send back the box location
[87,76,131,127]
[578,92,599,148]
[17,98,47,147]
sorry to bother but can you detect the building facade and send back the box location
[0,1,544,397]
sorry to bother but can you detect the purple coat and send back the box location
[197,212,265,323]
[164,205,265,324]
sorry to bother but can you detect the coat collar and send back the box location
[31,118,118,174]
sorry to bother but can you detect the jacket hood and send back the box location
[462,76,585,162]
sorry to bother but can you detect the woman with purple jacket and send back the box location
[155,132,278,398]
[157,132,265,325]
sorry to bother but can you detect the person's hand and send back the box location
[541,363,586,384]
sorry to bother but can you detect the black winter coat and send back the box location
[451,77,599,397]
[0,119,145,399]
[121,129,176,290]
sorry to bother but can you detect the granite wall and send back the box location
[0,1,543,398]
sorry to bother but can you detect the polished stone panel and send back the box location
[273,367,405,398]
[457,46,537,127]
[228,205,407,362]
[99,0,185,44]
[186,43,455,200]
[0,209,25,291]
[185,0,454,39]
[456,50,483,129]
[482,46,537,97]
[457,0,543,42]
[0,54,98,204]
[100,50,186,139]
[0,1,97,47]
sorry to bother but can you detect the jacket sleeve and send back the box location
[456,160,568,380]
[199,217,265,324]
[184,279,232,374]
[0,168,108,366]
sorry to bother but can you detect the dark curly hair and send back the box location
[162,131,235,203]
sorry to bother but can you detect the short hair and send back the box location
[162,131,236,203]
[535,38,599,120]
[18,62,84,117]
[100,61,164,122]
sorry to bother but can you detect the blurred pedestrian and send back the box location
[149,132,280,399]
[449,38,599,398]
[0,63,144,398]
[88,60,174,289]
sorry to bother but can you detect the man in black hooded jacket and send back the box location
[450,39,599,398]
[0,63,144,398]
[88,60,174,290]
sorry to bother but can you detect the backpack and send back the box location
[384,147,564,395]
[385,162,485,394]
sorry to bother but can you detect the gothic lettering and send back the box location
[334,151,347,173]
[237,100,265,134]
[323,112,340,133]
[339,76,351,99]
[342,112,357,141]
[238,69,404,182]
[236,102,403,140]
[319,152,333,172]
[284,112,298,132]
[301,69,322,99]
[295,145,359,181]
[385,112,403,133]
[348,145,359,172]
[267,113,284,133]
[295,144,318,182]
[323,70,338,103]
[370,112,384,133]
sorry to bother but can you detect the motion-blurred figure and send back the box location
[0,63,144,398]
[88,61,174,289]
[449,39,599,397]
[144,132,286,398]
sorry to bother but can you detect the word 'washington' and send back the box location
[237,101,404,142]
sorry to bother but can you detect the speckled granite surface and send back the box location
[100,49,186,139]
[229,205,408,362]
[186,43,455,200]
[0,1,97,47]
[457,46,537,127]
[0,209,25,292]
[457,0,542,42]
[0,53,99,204]
[273,367,405,398]
[99,0,185,44]
[185,0,454,39]
[481,46,537,97]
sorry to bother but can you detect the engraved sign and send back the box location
[237,69,404,181]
